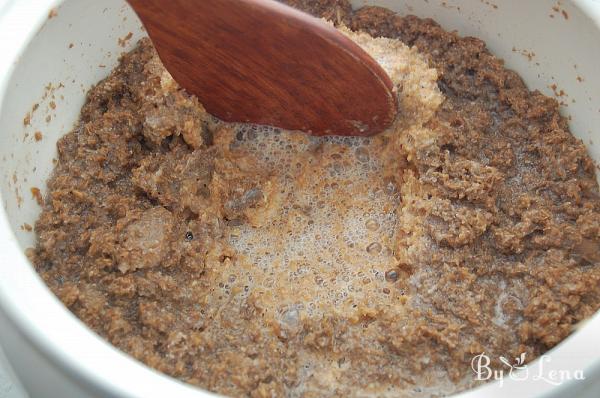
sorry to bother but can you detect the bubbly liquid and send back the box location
[224,124,404,321]
[197,24,445,335]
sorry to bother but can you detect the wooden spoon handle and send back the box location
[127,0,397,136]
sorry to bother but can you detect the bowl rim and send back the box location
[0,1,599,397]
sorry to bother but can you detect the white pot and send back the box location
[0,0,599,397]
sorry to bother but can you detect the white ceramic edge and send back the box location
[0,2,216,397]
[0,1,598,398]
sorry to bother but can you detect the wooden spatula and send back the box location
[126,0,397,136]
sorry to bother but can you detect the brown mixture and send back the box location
[32,1,600,397]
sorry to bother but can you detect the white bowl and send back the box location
[0,0,599,397]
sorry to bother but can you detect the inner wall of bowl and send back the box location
[0,0,145,249]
